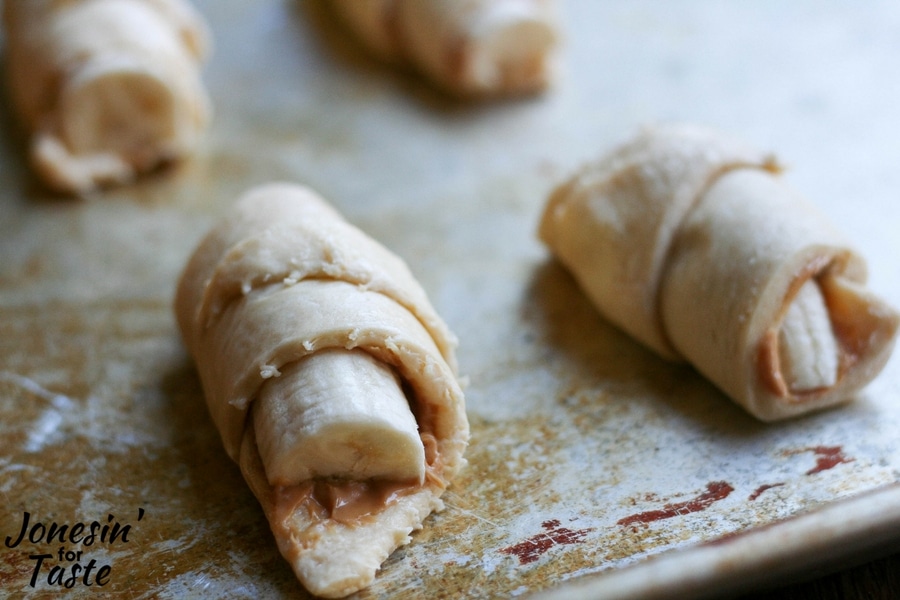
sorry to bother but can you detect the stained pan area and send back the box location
[0,1,898,598]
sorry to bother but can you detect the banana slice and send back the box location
[254,348,426,486]
[778,279,839,393]
[175,183,468,597]
[539,124,899,421]
[59,58,179,172]
[3,0,211,193]
[331,0,559,96]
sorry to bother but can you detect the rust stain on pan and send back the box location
[618,482,735,528]
[748,483,785,501]
[805,446,854,475]
[782,445,855,476]
[500,519,595,565]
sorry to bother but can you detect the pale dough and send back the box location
[174,183,469,597]
[3,0,211,193]
[330,0,559,96]
[539,124,899,421]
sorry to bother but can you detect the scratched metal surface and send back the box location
[1,1,899,598]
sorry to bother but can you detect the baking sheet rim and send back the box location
[531,482,900,599]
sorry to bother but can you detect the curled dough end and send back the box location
[175,183,468,596]
[3,0,212,194]
[32,131,134,193]
[239,423,444,598]
[331,0,560,97]
[402,0,559,96]
[540,124,899,421]
[538,123,777,358]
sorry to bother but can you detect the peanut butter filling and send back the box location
[272,433,444,528]
[757,256,883,401]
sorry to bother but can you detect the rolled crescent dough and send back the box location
[329,0,559,96]
[539,124,899,421]
[3,0,211,193]
[175,183,469,597]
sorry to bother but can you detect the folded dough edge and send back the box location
[174,183,468,596]
[538,123,777,358]
[539,123,899,420]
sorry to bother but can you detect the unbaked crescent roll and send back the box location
[539,124,899,421]
[330,0,559,97]
[175,183,469,598]
[3,0,211,194]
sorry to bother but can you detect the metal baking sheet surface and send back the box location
[1,1,898,598]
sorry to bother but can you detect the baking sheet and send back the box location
[2,1,899,598]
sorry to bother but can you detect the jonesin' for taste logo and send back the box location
[5,508,145,589]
